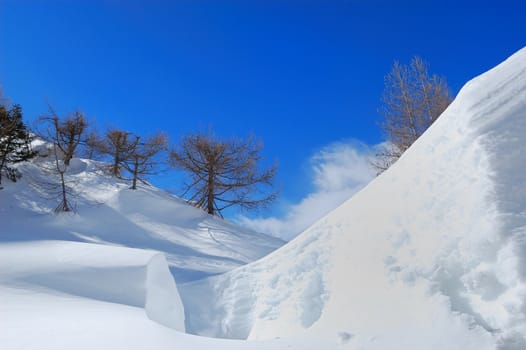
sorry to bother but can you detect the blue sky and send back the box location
[1,0,525,238]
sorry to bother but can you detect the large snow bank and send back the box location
[180,47,526,349]
[0,240,185,331]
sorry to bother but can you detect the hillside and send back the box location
[0,157,284,283]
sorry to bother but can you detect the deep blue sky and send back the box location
[1,0,525,219]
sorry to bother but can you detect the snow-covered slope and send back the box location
[0,159,284,283]
[180,47,526,349]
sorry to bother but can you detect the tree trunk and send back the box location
[131,157,139,190]
[0,153,6,185]
[207,165,215,215]
[64,153,71,166]
[0,136,13,186]
[53,143,70,213]
[112,154,120,177]
[59,170,70,212]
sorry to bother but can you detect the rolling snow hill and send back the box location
[0,158,284,283]
[179,47,526,350]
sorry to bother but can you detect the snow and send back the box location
[1,47,526,350]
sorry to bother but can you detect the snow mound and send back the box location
[0,240,185,331]
[180,47,526,349]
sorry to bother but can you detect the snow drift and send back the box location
[0,242,334,350]
[180,47,526,349]
[0,240,185,330]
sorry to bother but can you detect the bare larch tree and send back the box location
[81,131,103,160]
[45,107,88,166]
[99,129,139,177]
[170,132,278,217]
[372,56,452,174]
[125,132,167,190]
[38,110,85,212]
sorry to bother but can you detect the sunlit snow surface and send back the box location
[2,47,526,349]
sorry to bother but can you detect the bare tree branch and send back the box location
[372,56,452,174]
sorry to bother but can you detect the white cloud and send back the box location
[237,140,376,241]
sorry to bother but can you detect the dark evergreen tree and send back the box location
[0,104,35,187]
